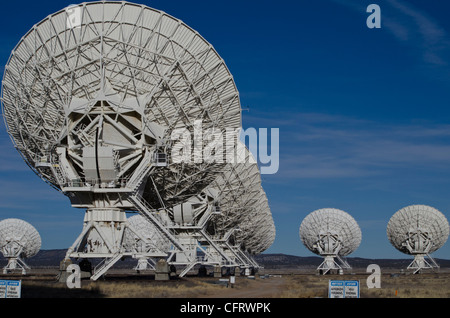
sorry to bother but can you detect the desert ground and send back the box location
[2,266,450,298]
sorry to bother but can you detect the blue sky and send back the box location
[2,0,450,261]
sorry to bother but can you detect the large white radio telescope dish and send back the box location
[1,1,241,208]
[299,208,361,274]
[387,204,449,273]
[1,1,272,279]
[205,142,275,256]
[0,218,41,274]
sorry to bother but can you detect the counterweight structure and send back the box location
[1,1,274,279]
[0,219,41,274]
[387,205,449,274]
[299,208,361,275]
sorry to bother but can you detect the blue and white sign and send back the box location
[328,280,359,298]
[0,280,22,298]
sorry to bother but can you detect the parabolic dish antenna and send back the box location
[237,187,275,255]
[1,0,241,206]
[387,204,449,273]
[299,208,361,275]
[151,141,275,276]
[205,141,275,260]
[0,218,41,274]
[0,1,275,280]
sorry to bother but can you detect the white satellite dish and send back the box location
[194,141,275,272]
[0,218,41,274]
[141,141,275,277]
[237,187,275,255]
[387,204,449,274]
[1,1,275,279]
[2,1,241,200]
[299,208,361,275]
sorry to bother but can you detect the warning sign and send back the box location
[328,280,345,298]
[0,280,22,298]
[0,280,6,297]
[329,280,359,298]
[344,280,359,298]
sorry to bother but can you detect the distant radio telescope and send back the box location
[387,204,449,274]
[299,208,361,275]
[0,218,41,274]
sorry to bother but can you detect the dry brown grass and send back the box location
[14,271,254,298]
[361,273,450,298]
[278,274,329,298]
[277,271,450,298]
[7,268,450,298]
[82,279,237,298]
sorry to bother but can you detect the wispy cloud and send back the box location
[384,0,449,66]
[270,112,450,180]
[331,0,450,67]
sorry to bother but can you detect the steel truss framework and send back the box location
[299,208,361,275]
[123,214,171,271]
[1,1,275,279]
[125,144,276,276]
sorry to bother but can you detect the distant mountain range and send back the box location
[1,250,450,270]
[253,253,450,269]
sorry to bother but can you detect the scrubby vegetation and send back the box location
[5,269,450,298]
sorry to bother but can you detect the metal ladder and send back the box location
[127,151,154,191]
[199,229,234,265]
[129,193,185,253]
[91,253,123,280]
